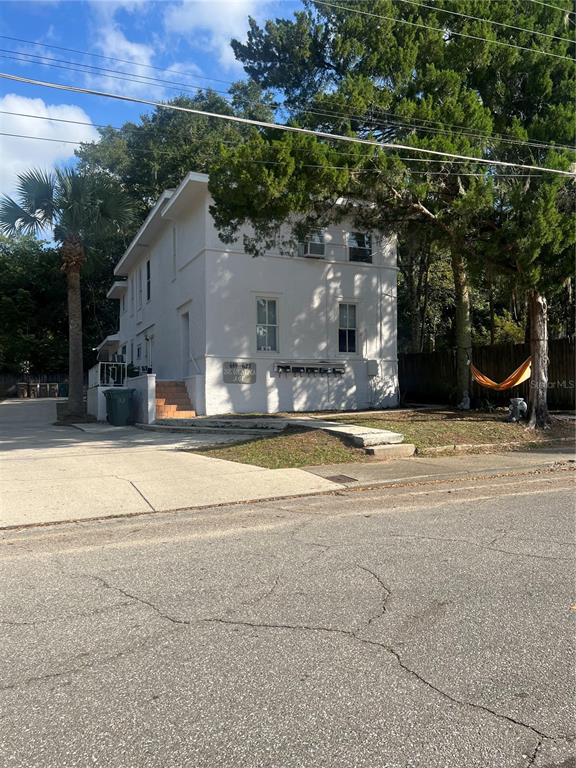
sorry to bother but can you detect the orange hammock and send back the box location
[470,357,532,391]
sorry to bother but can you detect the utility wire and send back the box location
[395,0,574,44]
[519,0,574,16]
[2,71,574,176]
[4,48,573,154]
[0,110,537,164]
[3,39,574,153]
[0,50,235,101]
[0,34,236,88]
[314,0,576,61]
[3,108,527,166]
[0,132,546,177]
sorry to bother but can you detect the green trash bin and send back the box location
[104,388,136,426]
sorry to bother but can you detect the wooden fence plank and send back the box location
[399,339,575,409]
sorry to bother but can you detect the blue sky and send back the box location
[0,0,302,196]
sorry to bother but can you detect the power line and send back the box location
[0,108,535,166]
[0,132,547,177]
[4,46,572,154]
[0,34,237,88]
[395,0,574,44]
[314,0,576,62]
[0,50,235,101]
[3,38,573,153]
[1,71,573,177]
[521,0,575,16]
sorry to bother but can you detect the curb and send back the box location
[417,437,575,456]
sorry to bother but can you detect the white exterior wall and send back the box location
[116,201,206,382]
[111,173,399,416]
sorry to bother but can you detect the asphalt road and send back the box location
[1,468,574,768]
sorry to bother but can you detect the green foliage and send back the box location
[0,237,67,373]
[209,0,575,350]
[76,88,275,223]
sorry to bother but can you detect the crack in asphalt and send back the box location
[0,601,134,627]
[525,737,543,767]
[203,614,560,746]
[378,533,571,562]
[0,627,181,693]
[89,574,191,626]
[355,564,391,627]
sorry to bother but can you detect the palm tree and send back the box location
[0,168,133,418]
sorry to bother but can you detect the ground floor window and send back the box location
[339,303,357,353]
[256,298,278,351]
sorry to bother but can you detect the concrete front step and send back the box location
[289,419,404,447]
[365,443,416,458]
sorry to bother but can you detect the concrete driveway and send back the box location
[0,399,336,527]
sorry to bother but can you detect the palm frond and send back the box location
[16,169,57,224]
[0,195,45,237]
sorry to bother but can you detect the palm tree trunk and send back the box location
[62,236,85,418]
[451,248,472,407]
[527,289,550,429]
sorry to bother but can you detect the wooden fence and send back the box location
[398,338,575,410]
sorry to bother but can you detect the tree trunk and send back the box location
[61,236,86,418]
[450,248,472,407]
[527,289,550,429]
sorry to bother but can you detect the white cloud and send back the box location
[0,94,99,198]
[83,1,168,98]
[164,0,269,70]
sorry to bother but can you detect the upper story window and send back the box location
[348,232,372,263]
[339,303,357,353]
[172,226,177,279]
[298,229,325,258]
[130,275,135,315]
[121,292,126,314]
[137,266,143,309]
[146,259,151,301]
[256,298,278,352]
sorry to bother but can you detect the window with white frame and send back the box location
[146,259,151,301]
[298,229,325,258]
[338,303,357,353]
[136,343,142,361]
[348,232,372,263]
[256,298,278,352]
[121,292,126,314]
[172,226,177,279]
[137,266,143,308]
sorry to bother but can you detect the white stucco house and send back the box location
[92,171,399,421]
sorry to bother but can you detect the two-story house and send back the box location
[97,171,399,418]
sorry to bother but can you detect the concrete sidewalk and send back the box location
[0,399,573,529]
[0,399,336,528]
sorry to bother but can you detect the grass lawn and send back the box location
[198,427,371,469]
[198,409,574,469]
[330,409,575,452]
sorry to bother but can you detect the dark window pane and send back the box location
[348,304,356,328]
[339,329,347,352]
[268,326,277,351]
[267,300,277,325]
[348,330,356,353]
[257,299,267,325]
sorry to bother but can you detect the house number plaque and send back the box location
[223,361,256,384]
